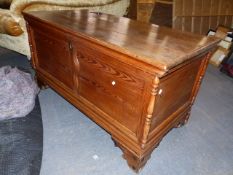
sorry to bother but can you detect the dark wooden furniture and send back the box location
[23,10,219,172]
[137,0,233,35]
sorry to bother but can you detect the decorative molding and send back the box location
[73,48,81,92]
[141,76,159,148]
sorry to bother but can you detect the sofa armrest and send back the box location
[0,9,23,36]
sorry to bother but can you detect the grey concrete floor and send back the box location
[38,65,233,175]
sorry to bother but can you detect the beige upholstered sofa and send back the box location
[0,0,130,57]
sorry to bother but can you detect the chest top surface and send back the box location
[23,10,219,71]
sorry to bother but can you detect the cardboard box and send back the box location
[209,48,227,67]
[209,26,232,67]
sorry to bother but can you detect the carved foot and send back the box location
[122,149,151,173]
[35,75,48,89]
[175,112,190,128]
[111,137,152,173]
[111,138,119,147]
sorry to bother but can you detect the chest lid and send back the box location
[23,10,220,73]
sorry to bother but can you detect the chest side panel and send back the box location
[150,56,203,131]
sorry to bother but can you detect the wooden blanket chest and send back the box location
[23,10,219,172]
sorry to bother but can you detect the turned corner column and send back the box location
[111,76,160,172]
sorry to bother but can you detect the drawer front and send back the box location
[76,44,146,134]
[32,27,74,90]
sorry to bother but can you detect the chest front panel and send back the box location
[75,40,149,134]
[32,26,74,90]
